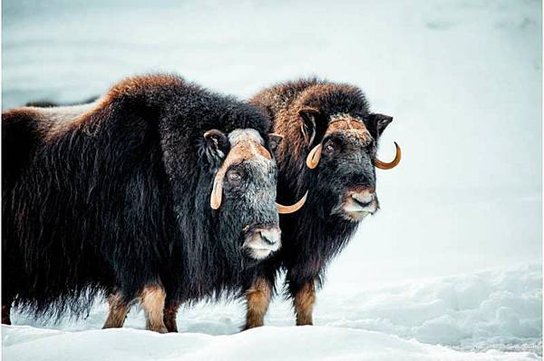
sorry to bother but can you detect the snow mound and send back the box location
[2,325,540,361]
[318,263,542,354]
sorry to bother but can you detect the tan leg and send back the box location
[163,301,180,333]
[103,291,129,329]
[2,304,11,325]
[294,281,316,326]
[244,277,272,330]
[140,284,168,333]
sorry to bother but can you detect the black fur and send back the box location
[2,74,278,320]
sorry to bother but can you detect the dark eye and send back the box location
[323,140,338,155]
[227,169,243,186]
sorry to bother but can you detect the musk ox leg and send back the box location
[103,291,130,329]
[141,284,168,333]
[243,277,272,330]
[163,300,180,333]
[293,281,316,326]
[2,303,12,325]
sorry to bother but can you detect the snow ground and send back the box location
[2,0,542,359]
[5,263,542,360]
[1,326,539,361]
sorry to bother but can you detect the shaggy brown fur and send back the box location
[294,281,316,326]
[141,284,168,333]
[103,292,129,329]
[2,305,11,325]
[163,301,181,333]
[244,277,272,329]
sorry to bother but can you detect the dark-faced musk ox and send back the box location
[131,78,402,332]
[238,78,401,329]
[1,74,307,332]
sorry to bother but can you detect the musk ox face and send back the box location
[302,111,401,223]
[202,128,282,260]
[226,159,281,260]
[316,116,378,221]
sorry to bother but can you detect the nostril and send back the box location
[351,191,375,207]
[259,229,280,245]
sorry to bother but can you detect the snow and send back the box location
[322,264,542,353]
[5,263,541,360]
[2,0,541,359]
[2,326,540,361]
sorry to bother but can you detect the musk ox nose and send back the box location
[259,228,280,246]
[243,226,282,260]
[351,189,375,208]
[341,187,379,221]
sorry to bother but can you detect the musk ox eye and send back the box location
[227,169,243,186]
[323,140,338,155]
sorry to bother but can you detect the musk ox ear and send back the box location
[268,133,283,152]
[299,107,326,147]
[368,113,393,138]
[201,129,230,170]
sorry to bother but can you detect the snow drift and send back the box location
[2,325,539,361]
[4,263,541,360]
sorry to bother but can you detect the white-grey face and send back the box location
[228,128,263,146]
[222,128,282,260]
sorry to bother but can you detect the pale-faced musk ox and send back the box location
[119,78,401,332]
[2,74,307,332]
[238,78,401,329]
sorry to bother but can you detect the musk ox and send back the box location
[238,78,401,329]
[2,74,306,332]
[122,78,401,332]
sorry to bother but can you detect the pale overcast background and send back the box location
[3,0,542,359]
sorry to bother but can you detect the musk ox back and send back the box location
[2,74,298,332]
[238,78,401,329]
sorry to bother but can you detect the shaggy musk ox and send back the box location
[2,74,306,332]
[237,78,401,329]
[229,78,399,329]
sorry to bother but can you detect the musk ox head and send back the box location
[200,128,306,260]
[294,86,401,223]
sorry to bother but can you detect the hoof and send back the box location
[150,326,168,334]
[148,324,168,334]
[241,323,263,332]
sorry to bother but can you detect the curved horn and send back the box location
[305,144,322,169]
[210,168,226,210]
[276,191,308,214]
[375,142,401,170]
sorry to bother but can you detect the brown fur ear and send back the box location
[298,107,320,145]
